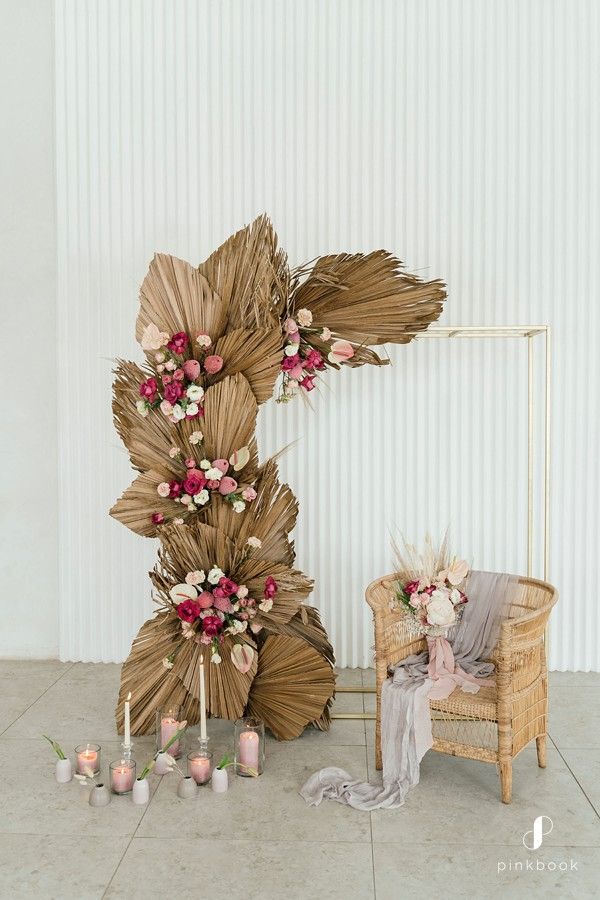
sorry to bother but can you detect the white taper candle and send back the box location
[124,691,131,747]
[199,655,207,740]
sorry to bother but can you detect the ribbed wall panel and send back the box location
[56,0,600,669]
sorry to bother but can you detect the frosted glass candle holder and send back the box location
[234,717,264,777]
[155,706,183,759]
[74,743,101,776]
[110,759,136,794]
[188,750,212,785]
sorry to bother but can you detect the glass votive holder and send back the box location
[74,743,101,776]
[155,705,184,759]
[110,759,136,794]
[187,749,213,785]
[234,717,265,777]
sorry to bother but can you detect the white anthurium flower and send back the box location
[186,402,199,417]
[450,588,462,606]
[169,583,198,604]
[194,490,209,506]
[141,322,169,351]
[205,467,223,481]
[136,399,149,417]
[440,558,470,586]
[426,590,456,627]
[172,403,186,421]
[186,384,204,402]
[229,445,250,471]
[232,500,246,513]
[207,567,225,585]
[284,344,299,356]
[199,459,211,470]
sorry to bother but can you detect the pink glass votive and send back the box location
[110,759,136,794]
[74,743,101,775]
[187,750,212,785]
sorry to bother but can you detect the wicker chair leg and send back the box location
[375,720,383,771]
[536,735,547,768]
[500,761,512,803]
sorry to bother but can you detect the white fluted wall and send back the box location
[56,0,600,669]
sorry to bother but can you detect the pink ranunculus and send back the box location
[300,375,316,391]
[212,459,230,474]
[238,598,248,608]
[168,480,182,499]
[164,381,184,404]
[139,377,158,402]
[183,359,201,381]
[196,591,214,609]
[184,457,196,469]
[203,354,224,375]
[304,349,325,370]
[176,599,201,623]
[242,487,257,502]
[264,576,278,599]
[183,469,206,496]
[328,339,355,364]
[219,476,238,496]
[206,479,221,490]
[151,512,164,525]
[284,318,298,335]
[212,594,234,614]
[218,577,238,596]
[281,353,301,371]
[167,331,189,355]
[201,615,224,637]
[160,399,173,416]
[162,374,172,385]
[423,585,436,596]
[173,368,185,381]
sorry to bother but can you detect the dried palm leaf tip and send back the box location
[113,215,445,737]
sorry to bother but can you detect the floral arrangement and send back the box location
[392,534,469,636]
[278,308,356,399]
[136,325,223,422]
[165,541,277,666]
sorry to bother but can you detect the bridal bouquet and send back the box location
[393,534,469,636]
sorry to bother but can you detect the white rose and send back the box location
[211,652,222,664]
[160,400,173,416]
[232,500,246,513]
[205,467,223,481]
[185,570,205,585]
[208,567,225,585]
[196,332,212,348]
[172,403,186,421]
[296,308,313,327]
[236,585,248,599]
[157,482,170,498]
[284,344,299,356]
[186,384,204,402]
[180,494,191,506]
[426,590,456,627]
[136,399,149,417]
[200,459,211,470]
[320,327,332,341]
[165,360,176,371]
[186,402,199,417]
[194,489,209,505]
[189,431,203,445]
[259,598,273,613]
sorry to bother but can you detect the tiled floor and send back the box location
[0,663,598,899]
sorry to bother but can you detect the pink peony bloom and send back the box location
[139,377,158,402]
[168,480,182,499]
[176,599,201,623]
[212,594,234,614]
[183,359,201,381]
[203,354,224,375]
[242,487,257,502]
[167,331,189,355]
[304,349,325,370]
[183,469,206,495]
[264,576,278,599]
[281,353,301,371]
[201,615,224,637]
[212,459,230,474]
[218,577,238,596]
[151,512,164,525]
[219,476,238,495]
[300,375,316,391]
[196,591,214,609]
[164,381,184,404]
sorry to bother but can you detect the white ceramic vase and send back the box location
[132,777,150,805]
[177,776,197,799]
[211,767,228,793]
[89,784,111,807]
[55,758,72,783]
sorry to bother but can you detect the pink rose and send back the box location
[164,381,184,404]
[212,595,234,614]
[201,615,223,637]
[219,476,238,495]
[184,458,196,468]
[206,479,220,490]
[281,353,301,371]
[176,599,201,623]
[139,378,158,402]
[289,364,304,380]
[160,400,173,416]
[173,368,185,381]
[196,591,214,609]
[168,481,182,499]
[242,487,257,502]
[212,459,229,474]
[151,512,164,525]
[167,331,189,355]
[183,469,206,495]
[300,375,316,391]
[304,349,325,370]
[218,577,238,596]
[183,359,201,381]
[162,374,172,385]
[404,580,420,595]
[203,354,224,375]
[264,576,278,599]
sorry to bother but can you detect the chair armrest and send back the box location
[496,602,555,694]
[365,576,426,682]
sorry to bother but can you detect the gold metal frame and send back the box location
[332,324,552,721]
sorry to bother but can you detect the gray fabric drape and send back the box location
[300,570,517,810]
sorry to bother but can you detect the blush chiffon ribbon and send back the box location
[300,570,516,811]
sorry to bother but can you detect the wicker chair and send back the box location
[365,573,558,803]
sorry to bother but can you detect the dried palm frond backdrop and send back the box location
[113,215,445,740]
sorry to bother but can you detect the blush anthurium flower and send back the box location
[231,643,255,674]
[229,446,250,471]
[141,322,170,351]
[327,339,355,364]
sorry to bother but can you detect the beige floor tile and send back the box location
[362,667,376,687]
[560,747,600,815]
[334,667,364,687]
[138,742,371,844]
[550,671,600,687]
[0,660,73,734]
[0,737,157,836]
[0,833,129,900]
[549,687,600,748]
[373,842,598,900]
[106,838,375,899]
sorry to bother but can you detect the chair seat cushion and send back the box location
[429,683,498,721]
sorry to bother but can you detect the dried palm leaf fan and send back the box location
[112,215,446,739]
